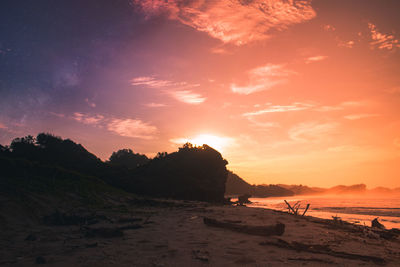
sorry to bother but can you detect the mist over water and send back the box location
[249,194,400,229]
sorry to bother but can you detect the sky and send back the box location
[1,0,400,188]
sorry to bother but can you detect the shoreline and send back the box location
[248,196,400,230]
[2,197,400,266]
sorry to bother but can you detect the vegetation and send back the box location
[225,171,294,197]
[1,133,228,203]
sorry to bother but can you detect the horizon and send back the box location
[1,0,400,188]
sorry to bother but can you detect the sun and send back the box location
[171,133,233,152]
[189,134,232,152]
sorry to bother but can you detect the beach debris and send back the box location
[224,197,233,205]
[259,238,385,265]
[203,217,285,236]
[332,215,343,225]
[372,217,385,229]
[192,249,209,262]
[302,203,310,216]
[284,200,310,216]
[236,194,252,206]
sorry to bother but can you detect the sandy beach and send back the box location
[1,197,400,267]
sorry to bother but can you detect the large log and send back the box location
[203,217,285,236]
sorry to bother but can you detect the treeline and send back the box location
[225,171,294,197]
[0,133,228,203]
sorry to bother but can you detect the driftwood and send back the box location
[302,204,310,216]
[203,217,285,236]
[372,217,385,229]
[260,239,385,265]
[237,194,252,206]
[284,200,310,216]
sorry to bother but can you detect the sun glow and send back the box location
[171,134,233,152]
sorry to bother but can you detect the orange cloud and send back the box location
[305,55,328,64]
[0,122,7,129]
[243,102,314,116]
[315,101,366,112]
[169,90,206,104]
[134,0,316,45]
[107,119,157,140]
[338,40,355,48]
[368,22,400,50]
[323,24,335,32]
[344,114,379,120]
[288,122,339,142]
[231,64,295,95]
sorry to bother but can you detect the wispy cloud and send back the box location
[344,114,379,120]
[70,112,157,139]
[288,122,339,142]
[338,40,355,48]
[322,24,335,32]
[368,22,400,51]
[314,101,366,112]
[305,55,328,64]
[144,102,167,108]
[247,117,279,129]
[243,102,314,117]
[131,76,205,104]
[107,119,157,140]
[72,112,104,125]
[327,145,356,153]
[133,0,316,45]
[169,90,206,104]
[131,76,175,88]
[85,98,96,108]
[0,122,7,129]
[231,64,295,95]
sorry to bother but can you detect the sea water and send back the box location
[248,195,400,229]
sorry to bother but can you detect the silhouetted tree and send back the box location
[130,143,229,202]
[9,135,38,158]
[0,144,9,156]
[108,149,149,169]
[154,151,168,159]
[1,134,230,203]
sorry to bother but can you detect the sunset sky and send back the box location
[1,0,400,188]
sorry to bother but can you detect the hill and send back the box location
[225,171,294,197]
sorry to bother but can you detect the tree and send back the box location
[108,149,149,169]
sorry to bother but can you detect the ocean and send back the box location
[248,195,400,229]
